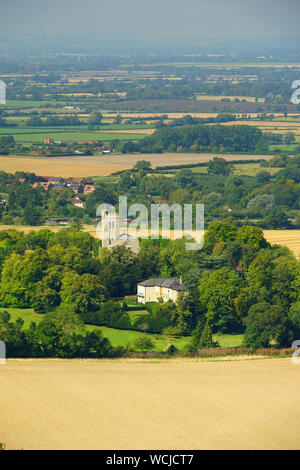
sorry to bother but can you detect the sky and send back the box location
[1,0,300,40]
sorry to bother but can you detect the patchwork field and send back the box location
[1,358,299,450]
[0,153,273,178]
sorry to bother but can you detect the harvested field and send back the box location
[264,230,300,259]
[196,95,265,103]
[1,358,299,450]
[101,128,154,135]
[218,120,300,135]
[0,153,273,178]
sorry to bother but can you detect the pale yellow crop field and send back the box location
[0,153,273,178]
[196,95,265,103]
[264,230,300,259]
[101,128,155,135]
[218,120,300,135]
[1,358,299,450]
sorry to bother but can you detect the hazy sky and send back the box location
[1,0,300,40]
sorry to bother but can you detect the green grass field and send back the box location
[173,163,281,177]
[99,124,152,130]
[233,163,281,176]
[3,307,43,327]
[93,176,118,183]
[269,144,298,152]
[2,307,244,352]
[4,100,61,108]
[0,127,145,143]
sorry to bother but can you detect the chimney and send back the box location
[179,273,183,285]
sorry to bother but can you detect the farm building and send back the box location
[44,137,54,144]
[137,277,184,304]
[84,185,96,195]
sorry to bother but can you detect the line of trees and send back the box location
[0,310,121,358]
[116,124,267,154]
[26,115,82,126]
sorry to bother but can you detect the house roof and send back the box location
[48,176,65,182]
[138,278,184,291]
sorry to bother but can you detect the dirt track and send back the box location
[1,358,299,450]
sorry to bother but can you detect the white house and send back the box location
[137,278,184,304]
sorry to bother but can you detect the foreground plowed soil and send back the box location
[1,358,299,450]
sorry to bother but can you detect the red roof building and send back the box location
[32,182,51,190]
[83,185,96,195]
[44,137,54,145]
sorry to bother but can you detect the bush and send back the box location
[0,311,120,358]
[81,300,131,329]
[132,336,155,352]
[134,302,171,333]
[243,302,295,348]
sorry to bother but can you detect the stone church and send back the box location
[101,209,140,254]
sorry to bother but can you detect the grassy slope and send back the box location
[171,162,282,176]
[3,307,243,352]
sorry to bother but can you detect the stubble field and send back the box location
[263,230,300,259]
[0,153,273,178]
[0,358,299,450]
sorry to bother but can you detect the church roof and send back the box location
[118,233,138,240]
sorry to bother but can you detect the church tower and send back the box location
[101,209,120,245]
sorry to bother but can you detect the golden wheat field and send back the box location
[0,153,273,178]
[0,358,299,450]
[218,120,300,135]
[264,230,300,259]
